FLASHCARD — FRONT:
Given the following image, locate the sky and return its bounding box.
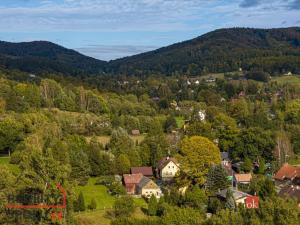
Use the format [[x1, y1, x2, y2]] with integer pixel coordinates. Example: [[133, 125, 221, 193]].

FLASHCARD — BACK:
[[0, 0, 299, 61]]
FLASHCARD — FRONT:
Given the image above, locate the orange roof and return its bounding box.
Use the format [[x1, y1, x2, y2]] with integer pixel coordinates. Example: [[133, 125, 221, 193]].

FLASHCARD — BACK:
[[234, 173, 252, 182], [274, 164, 300, 181], [123, 173, 143, 184]]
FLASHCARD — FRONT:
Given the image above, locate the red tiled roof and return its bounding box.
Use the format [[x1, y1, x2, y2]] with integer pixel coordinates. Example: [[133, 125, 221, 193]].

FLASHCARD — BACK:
[[157, 157, 178, 170], [274, 164, 300, 181], [123, 173, 143, 185], [234, 173, 252, 182], [131, 167, 153, 176]]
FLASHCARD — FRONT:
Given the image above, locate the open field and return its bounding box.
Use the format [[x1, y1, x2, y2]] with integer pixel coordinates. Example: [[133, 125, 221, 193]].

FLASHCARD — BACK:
[[272, 75, 300, 85], [74, 206, 148, 225], [0, 157, 20, 173], [74, 210, 111, 225], [86, 135, 145, 146]]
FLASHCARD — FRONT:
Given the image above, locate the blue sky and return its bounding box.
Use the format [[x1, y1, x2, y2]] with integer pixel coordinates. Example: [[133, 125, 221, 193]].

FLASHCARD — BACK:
[[0, 0, 299, 60]]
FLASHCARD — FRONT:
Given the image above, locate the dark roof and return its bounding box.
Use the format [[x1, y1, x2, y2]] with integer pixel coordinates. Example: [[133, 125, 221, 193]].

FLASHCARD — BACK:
[[274, 164, 300, 181], [131, 167, 153, 176], [279, 185, 300, 203], [157, 157, 178, 170], [137, 176, 159, 189], [123, 173, 143, 185], [137, 176, 152, 189], [217, 188, 251, 200], [221, 152, 230, 161]]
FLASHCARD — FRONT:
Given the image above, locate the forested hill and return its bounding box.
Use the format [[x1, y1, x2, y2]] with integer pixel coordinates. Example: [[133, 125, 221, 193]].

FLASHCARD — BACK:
[[0, 27, 300, 76], [108, 27, 300, 76], [0, 40, 106, 76]]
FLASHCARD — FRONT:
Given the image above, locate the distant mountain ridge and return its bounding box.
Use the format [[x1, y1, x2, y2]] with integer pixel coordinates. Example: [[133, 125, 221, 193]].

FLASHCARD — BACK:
[[0, 41, 106, 75], [0, 27, 300, 76], [108, 27, 300, 75]]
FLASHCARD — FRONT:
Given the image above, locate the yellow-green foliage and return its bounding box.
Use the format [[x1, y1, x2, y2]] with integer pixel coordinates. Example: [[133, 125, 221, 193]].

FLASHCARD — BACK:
[[179, 136, 221, 184]]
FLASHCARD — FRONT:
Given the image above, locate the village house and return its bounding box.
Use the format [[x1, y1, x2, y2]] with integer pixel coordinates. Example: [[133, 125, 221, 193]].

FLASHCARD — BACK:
[[274, 163, 300, 188], [137, 176, 162, 198], [157, 157, 180, 180], [233, 173, 252, 188], [221, 152, 230, 167], [123, 173, 143, 195], [216, 188, 252, 206], [131, 167, 153, 178]]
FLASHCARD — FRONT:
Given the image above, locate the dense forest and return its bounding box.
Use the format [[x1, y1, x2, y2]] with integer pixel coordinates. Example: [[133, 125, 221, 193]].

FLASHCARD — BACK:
[[0, 41, 106, 76], [1, 63, 300, 224], [0, 27, 300, 77]]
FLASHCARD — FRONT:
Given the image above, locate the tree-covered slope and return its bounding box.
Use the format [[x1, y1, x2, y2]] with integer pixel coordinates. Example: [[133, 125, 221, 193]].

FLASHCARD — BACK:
[[0, 27, 300, 76], [0, 41, 106, 75], [108, 27, 300, 75]]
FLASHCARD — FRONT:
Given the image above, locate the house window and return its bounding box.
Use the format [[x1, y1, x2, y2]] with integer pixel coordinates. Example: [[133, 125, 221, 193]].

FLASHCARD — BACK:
[[168, 166, 170, 168], [170, 172, 172, 175], [172, 166, 174, 168]]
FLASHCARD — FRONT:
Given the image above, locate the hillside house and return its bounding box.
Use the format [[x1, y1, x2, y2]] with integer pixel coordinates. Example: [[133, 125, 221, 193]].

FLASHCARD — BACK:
[[123, 173, 143, 194], [137, 176, 162, 198], [233, 173, 252, 188], [216, 188, 252, 206], [221, 152, 230, 166], [131, 167, 153, 177], [274, 163, 300, 187], [157, 157, 180, 180]]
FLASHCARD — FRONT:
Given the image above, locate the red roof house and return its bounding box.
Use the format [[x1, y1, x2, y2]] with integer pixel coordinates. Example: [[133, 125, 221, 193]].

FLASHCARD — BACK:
[[274, 164, 300, 181], [131, 167, 153, 177], [123, 173, 143, 194]]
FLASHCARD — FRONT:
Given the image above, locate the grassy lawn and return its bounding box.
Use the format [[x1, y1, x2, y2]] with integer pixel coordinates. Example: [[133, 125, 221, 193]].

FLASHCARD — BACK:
[[175, 116, 185, 128], [74, 210, 111, 225], [74, 206, 148, 225], [75, 177, 116, 210], [272, 75, 300, 85], [86, 135, 145, 146], [0, 157, 20, 174]]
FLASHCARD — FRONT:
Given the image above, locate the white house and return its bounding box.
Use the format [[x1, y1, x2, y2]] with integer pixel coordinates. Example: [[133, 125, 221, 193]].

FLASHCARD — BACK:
[[157, 157, 180, 180], [137, 176, 162, 198]]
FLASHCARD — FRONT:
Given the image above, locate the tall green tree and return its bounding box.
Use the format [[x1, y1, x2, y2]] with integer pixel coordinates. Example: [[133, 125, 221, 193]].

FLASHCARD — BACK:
[[206, 165, 229, 192], [179, 136, 221, 184]]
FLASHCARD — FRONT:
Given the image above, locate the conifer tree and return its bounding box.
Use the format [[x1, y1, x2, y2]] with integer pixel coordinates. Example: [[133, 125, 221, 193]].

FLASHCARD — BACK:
[[148, 194, 158, 216], [77, 191, 86, 212]]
